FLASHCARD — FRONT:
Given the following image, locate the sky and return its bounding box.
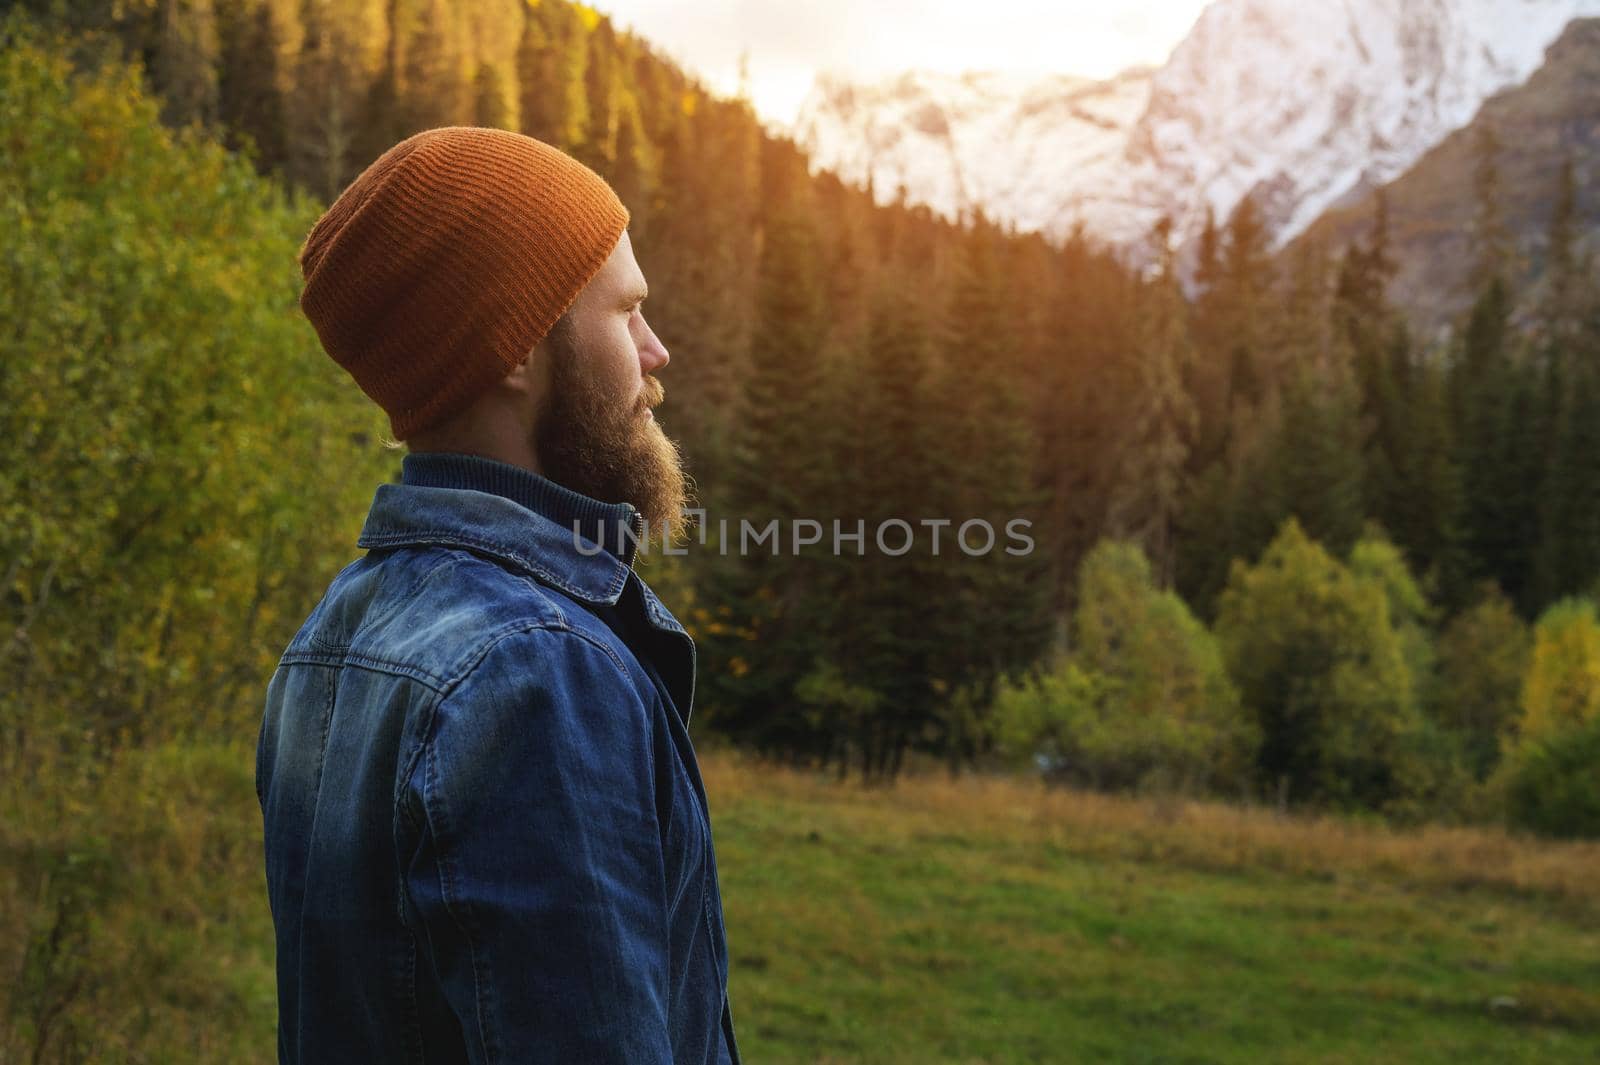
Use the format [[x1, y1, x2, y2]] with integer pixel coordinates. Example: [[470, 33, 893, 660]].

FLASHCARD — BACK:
[[592, 0, 1213, 131]]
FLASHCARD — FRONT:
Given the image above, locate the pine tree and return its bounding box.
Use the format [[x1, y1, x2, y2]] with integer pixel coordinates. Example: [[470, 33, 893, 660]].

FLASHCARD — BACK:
[[1184, 204, 1230, 479], [636, 94, 760, 496], [290, 0, 359, 198], [150, 0, 221, 130], [1534, 366, 1600, 606], [515, 0, 588, 148], [471, 61, 514, 129], [1189, 195, 1274, 476], [610, 94, 655, 236], [397, 0, 469, 131], [695, 194, 831, 755], [1469, 121, 1515, 296], [926, 218, 1055, 774], [1224, 194, 1276, 374], [576, 15, 619, 172], [1450, 277, 1545, 613], [1107, 216, 1197, 589], [833, 275, 945, 780], [1264, 364, 1368, 559], [216, 0, 288, 174], [1393, 342, 1471, 609], [1333, 201, 1407, 553], [1529, 155, 1600, 608], [353, 47, 403, 178], [1278, 233, 1336, 376]]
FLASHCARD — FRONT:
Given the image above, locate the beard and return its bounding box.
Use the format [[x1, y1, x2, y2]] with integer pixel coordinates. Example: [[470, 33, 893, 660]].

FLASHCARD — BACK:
[[533, 327, 691, 542]]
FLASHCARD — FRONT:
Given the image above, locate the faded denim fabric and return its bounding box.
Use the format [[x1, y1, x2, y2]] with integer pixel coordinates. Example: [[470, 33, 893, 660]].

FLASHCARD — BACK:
[[256, 451, 741, 1065]]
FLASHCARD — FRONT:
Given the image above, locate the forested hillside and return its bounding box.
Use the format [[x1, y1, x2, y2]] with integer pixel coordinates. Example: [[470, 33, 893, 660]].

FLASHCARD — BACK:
[[7, 0, 1600, 805], [6, 4, 1600, 1060]]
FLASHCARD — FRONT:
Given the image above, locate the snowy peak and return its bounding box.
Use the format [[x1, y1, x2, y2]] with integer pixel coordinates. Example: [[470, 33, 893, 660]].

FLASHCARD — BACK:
[[793, 65, 1153, 228], [792, 0, 1600, 258], [1132, 0, 1600, 247]]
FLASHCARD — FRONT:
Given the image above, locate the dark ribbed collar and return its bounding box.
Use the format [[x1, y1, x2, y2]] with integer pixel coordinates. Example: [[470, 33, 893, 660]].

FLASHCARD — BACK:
[[403, 452, 643, 561], [355, 451, 645, 607]]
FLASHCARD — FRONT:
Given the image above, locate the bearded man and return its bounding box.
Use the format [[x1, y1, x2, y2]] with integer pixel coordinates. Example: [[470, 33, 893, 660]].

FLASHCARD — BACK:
[[254, 126, 740, 1065]]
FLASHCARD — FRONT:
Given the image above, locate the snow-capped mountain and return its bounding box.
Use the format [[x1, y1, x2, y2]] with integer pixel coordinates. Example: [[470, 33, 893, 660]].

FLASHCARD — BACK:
[[792, 0, 1600, 258], [794, 67, 1153, 231]]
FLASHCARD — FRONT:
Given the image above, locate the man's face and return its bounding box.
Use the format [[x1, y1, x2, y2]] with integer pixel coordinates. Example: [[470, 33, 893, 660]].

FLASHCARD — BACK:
[[533, 230, 689, 535]]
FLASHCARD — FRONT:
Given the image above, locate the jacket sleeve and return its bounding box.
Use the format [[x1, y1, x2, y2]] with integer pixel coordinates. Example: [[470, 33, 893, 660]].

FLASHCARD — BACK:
[[402, 624, 672, 1065]]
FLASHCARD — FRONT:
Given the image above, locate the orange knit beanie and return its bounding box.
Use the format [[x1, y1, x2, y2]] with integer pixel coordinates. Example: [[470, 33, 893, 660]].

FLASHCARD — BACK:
[[297, 126, 630, 440]]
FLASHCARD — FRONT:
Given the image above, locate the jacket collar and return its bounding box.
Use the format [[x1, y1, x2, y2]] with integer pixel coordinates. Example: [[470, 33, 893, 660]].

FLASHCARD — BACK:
[[356, 452, 644, 607]]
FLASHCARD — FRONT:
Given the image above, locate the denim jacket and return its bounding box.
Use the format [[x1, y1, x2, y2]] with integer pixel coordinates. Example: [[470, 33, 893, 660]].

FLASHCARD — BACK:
[[256, 451, 741, 1065]]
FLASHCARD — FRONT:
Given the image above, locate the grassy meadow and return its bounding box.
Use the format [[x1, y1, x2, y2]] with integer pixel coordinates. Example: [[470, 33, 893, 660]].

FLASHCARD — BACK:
[[11, 740, 1598, 1063], [706, 750, 1600, 1064]]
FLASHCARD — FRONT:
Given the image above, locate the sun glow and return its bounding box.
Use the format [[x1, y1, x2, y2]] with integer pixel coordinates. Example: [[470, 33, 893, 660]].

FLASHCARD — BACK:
[[594, 0, 1210, 130]]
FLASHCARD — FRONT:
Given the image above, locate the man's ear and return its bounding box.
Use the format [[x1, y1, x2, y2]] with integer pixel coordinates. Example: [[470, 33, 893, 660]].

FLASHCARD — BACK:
[[497, 340, 552, 411], [500, 341, 546, 393]]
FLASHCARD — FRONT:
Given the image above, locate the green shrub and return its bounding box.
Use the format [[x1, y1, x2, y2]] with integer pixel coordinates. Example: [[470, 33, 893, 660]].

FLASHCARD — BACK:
[[0, 11, 393, 769], [1429, 583, 1531, 781], [995, 540, 1256, 796], [1504, 714, 1600, 839], [1517, 596, 1600, 745], [1214, 518, 1431, 812], [1, 739, 274, 1063]]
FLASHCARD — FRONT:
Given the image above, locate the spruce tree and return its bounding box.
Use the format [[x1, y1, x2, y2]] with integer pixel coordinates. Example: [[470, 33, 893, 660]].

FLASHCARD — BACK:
[[1451, 277, 1545, 613], [516, 0, 588, 149], [928, 217, 1055, 773], [472, 62, 514, 129], [1263, 363, 1367, 559], [1468, 121, 1515, 296], [397, 0, 469, 131], [1185, 206, 1229, 472], [1332, 202, 1406, 552], [216, 0, 288, 173], [1107, 216, 1197, 589], [1534, 366, 1600, 605], [1396, 347, 1471, 609], [833, 275, 944, 781], [576, 15, 619, 172], [695, 193, 831, 756]]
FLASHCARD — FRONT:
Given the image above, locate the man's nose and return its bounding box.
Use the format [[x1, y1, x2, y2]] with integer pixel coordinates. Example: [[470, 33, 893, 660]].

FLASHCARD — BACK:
[[637, 314, 669, 374]]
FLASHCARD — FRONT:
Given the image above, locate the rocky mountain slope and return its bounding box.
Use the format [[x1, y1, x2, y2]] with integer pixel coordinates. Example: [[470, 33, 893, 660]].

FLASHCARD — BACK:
[[1294, 16, 1600, 335]]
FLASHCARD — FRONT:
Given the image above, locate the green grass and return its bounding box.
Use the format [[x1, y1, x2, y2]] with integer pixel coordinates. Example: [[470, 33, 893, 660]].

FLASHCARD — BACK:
[[7, 742, 1598, 1063], [707, 753, 1600, 1064]]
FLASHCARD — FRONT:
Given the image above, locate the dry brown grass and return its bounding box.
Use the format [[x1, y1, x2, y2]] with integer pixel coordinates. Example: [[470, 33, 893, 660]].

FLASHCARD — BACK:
[[698, 748, 1600, 917]]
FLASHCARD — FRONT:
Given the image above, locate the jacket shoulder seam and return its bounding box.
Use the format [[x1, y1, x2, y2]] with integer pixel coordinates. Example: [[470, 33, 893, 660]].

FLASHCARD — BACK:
[[360, 530, 626, 605], [436, 618, 634, 699]]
